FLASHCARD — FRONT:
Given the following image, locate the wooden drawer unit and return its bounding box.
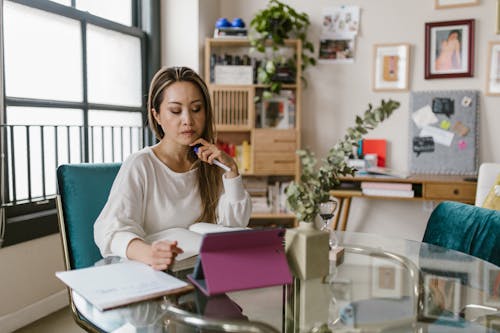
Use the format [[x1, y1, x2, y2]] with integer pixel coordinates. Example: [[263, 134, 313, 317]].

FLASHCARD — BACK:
[[254, 152, 296, 175], [253, 129, 297, 152], [424, 183, 477, 203]]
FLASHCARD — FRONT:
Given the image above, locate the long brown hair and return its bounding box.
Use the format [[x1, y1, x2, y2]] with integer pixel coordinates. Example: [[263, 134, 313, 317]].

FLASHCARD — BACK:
[[147, 66, 222, 223]]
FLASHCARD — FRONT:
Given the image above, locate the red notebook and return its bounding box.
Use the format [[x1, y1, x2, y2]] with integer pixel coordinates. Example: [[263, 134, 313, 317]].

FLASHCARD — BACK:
[[362, 139, 387, 167], [187, 228, 292, 296]]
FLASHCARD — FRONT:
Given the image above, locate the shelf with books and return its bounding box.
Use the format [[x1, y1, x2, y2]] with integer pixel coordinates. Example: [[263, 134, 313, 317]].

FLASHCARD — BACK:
[[205, 37, 302, 224]]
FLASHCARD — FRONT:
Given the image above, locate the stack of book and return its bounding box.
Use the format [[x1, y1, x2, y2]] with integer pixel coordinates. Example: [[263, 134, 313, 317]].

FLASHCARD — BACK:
[[243, 177, 271, 213], [361, 182, 414, 198], [213, 27, 247, 38]]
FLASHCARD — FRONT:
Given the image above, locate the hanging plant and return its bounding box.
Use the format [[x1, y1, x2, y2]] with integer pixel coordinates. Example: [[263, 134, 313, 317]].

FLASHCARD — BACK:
[[250, 0, 316, 98]]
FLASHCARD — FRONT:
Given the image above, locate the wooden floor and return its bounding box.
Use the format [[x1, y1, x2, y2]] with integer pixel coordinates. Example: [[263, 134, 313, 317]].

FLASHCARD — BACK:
[[13, 307, 85, 333]]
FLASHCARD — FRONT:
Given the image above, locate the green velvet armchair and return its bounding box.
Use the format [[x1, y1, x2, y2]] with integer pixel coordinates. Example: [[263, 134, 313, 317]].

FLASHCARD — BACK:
[[56, 163, 121, 332], [422, 201, 500, 267]]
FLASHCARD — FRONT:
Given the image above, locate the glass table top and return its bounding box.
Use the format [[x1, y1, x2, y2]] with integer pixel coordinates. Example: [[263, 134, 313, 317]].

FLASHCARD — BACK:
[[73, 231, 500, 332]]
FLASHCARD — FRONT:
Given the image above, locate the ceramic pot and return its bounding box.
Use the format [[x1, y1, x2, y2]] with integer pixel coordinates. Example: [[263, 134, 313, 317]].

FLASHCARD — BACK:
[[285, 221, 329, 280]]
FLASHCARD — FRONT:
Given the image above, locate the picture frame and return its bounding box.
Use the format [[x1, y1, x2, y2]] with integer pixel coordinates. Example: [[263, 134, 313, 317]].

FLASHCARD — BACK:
[[488, 316, 500, 331], [373, 43, 410, 91], [435, 0, 479, 9], [370, 258, 403, 298], [318, 37, 356, 64], [483, 267, 500, 306], [486, 41, 500, 95], [421, 273, 462, 322], [261, 96, 289, 129], [425, 19, 475, 79]]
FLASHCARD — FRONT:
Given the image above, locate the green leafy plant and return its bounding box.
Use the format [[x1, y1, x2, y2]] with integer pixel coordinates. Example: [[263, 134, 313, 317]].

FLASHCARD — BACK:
[[250, 0, 316, 97], [285, 100, 401, 222]]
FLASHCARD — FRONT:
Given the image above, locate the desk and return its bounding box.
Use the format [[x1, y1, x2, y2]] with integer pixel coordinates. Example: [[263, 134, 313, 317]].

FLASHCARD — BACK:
[[330, 174, 477, 231], [73, 232, 499, 333]]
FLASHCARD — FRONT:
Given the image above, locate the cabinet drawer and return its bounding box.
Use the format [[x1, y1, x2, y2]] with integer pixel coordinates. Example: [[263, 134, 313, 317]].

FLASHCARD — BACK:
[[424, 183, 476, 203], [254, 129, 297, 152], [254, 152, 296, 175]]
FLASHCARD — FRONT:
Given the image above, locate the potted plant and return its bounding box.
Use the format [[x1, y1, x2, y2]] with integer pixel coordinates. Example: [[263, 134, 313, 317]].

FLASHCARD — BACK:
[[250, 0, 316, 98], [286, 99, 401, 222], [284, 99, 400, 280]]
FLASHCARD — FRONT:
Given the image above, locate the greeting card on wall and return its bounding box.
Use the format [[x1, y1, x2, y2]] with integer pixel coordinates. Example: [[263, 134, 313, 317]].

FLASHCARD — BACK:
[[409, 90, 479, 175], [318, 5, 360, 64]]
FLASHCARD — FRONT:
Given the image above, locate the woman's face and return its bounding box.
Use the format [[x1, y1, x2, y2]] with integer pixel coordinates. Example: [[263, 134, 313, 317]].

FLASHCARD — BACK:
[[448, 32, 458, 41], [153, 81, 206, 146]]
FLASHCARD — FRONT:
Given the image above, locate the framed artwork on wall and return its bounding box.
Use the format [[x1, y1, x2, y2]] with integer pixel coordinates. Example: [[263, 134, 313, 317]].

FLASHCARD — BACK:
[[483, 267, 500, 306], [373, 43, 410, 91], [425, 19, 475, 79], [486, 42, 500, 95], [370, 258, 403, 298], [435, 0, 479, 9], [422, 273, 462, 321]]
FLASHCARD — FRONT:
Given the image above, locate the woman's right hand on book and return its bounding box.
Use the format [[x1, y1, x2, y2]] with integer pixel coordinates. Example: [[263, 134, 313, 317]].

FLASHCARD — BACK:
[[126, 238, 184, 271], [150, 240, 184, 270]]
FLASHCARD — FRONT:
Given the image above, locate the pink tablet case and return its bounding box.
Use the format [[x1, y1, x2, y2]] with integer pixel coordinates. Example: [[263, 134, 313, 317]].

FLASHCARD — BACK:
[[187, 228, 292, 296]]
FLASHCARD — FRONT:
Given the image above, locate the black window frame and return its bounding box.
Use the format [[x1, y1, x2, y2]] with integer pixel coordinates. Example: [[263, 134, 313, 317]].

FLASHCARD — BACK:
[[0, 0, 161, 247]]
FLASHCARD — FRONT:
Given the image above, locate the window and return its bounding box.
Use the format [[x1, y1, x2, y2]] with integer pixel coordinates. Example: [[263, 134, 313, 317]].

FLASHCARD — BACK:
[[1, 0, 160, 246]]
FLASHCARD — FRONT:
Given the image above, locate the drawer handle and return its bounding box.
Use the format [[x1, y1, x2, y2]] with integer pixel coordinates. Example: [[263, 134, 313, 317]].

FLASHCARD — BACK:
[[274, 160, 295, 164], [273, 139, 295, 143], [453, 189, 460, 195]]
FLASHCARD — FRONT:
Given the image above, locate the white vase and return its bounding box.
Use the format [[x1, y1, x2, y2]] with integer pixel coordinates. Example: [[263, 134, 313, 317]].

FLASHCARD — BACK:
[[285, 221, 330, 280]]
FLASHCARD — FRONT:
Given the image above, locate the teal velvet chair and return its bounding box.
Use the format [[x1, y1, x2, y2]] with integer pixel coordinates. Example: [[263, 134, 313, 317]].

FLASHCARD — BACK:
[[422, 201, 500, 267], [56, 163, 121, 332]]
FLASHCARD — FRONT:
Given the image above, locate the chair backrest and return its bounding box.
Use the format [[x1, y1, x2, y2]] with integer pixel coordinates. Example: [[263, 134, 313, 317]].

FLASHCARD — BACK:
[[423, 201, 500, 266], [475, 162, 500, 206], [57, 163, 121, 270]]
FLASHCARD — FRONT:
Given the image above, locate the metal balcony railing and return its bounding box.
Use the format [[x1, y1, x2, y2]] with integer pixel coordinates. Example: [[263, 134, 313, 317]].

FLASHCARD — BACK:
[[1, 124, 149, 207]]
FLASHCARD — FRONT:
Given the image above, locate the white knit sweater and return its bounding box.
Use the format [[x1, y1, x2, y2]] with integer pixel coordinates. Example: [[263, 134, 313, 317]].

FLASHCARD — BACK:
[[94, 147, 251, 258]]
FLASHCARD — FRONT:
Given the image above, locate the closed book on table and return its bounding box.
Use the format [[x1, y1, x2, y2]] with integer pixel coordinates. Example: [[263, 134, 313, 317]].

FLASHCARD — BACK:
[[188, 228, 292, 296], [362, 188, 414, 198], [361, 182, 412, 191]]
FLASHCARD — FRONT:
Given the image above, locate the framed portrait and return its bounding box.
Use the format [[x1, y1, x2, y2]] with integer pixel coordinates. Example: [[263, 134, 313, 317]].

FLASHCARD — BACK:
[[486, 41, 500, 95], [435, 0, 479, 9], [421, 273, 462, 322], [373, 43, 410, 91], [483, 267, 500, 306], [371, 258, 403, 298], [425, 19, 475, 79]]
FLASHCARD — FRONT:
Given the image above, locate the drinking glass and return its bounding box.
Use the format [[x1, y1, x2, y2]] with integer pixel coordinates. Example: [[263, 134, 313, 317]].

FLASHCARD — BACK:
[[319, 199, 338, 249]]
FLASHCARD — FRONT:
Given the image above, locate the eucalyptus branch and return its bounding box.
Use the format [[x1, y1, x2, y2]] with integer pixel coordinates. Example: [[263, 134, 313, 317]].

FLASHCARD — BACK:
[[286, 99, 401, 222]]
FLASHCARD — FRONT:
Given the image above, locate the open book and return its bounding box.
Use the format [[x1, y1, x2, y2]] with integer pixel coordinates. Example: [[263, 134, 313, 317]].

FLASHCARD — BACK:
[[145, 222, 246, 272]]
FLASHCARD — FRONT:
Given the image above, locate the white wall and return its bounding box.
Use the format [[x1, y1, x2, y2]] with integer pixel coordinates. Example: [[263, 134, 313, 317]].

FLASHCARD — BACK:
[[219, 0, 500, 241], [0, 234, 67, 332], [161, 0, 220, 74]]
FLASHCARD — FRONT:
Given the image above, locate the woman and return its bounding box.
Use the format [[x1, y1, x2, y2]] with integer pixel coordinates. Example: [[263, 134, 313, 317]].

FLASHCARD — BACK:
[[94, 67, 251, 270], [435, 30, 461, 71]]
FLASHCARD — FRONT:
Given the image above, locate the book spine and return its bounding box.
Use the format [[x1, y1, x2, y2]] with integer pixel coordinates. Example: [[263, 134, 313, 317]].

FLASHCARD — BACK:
[[362, 188, 414, 198], [361, 182, 412, 191]]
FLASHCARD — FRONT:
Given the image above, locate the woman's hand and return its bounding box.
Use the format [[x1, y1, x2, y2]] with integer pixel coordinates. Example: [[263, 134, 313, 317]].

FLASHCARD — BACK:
[[190, 139, 239, 178], [126, 238, 184, 270], [150, 240, 184, 270]]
